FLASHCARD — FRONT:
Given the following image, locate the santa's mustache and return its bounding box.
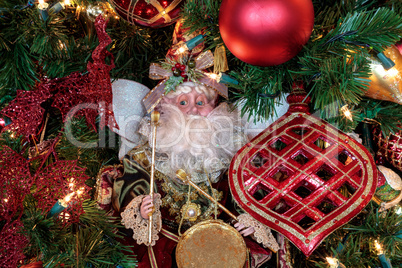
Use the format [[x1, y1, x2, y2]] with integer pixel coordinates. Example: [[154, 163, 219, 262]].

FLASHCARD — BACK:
[[154, 103, 244, 153]]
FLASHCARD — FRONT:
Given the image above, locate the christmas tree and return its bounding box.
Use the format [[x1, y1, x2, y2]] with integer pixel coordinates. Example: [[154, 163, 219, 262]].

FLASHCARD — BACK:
[[0, 0, 402, 267]]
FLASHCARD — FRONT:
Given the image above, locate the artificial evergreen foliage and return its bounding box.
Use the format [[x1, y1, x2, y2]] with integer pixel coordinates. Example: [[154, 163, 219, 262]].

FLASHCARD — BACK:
[[21, 199, 136, 267]]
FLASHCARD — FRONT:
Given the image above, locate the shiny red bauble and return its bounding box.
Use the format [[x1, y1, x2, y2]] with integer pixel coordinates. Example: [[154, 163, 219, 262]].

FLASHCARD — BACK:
[[219, 0, 314, 66], [109, 0, 183, 28]]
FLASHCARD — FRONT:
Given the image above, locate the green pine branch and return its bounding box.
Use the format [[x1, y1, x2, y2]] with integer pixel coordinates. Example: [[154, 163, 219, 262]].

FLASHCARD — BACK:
[[21, 195, 65, 260], [297, 53, 371, 121], [360, 99, 402, 136], [230, 64, 293, 122], [56, 117, 119, 179], [314, 0, 381, 32], [317, 7, 402, 52], [22, 199, 136, 268], [182, 0, 222, 50], [307, 204, 401, 268], [0, 42, 38, 92], [110, 22, 174, 87]]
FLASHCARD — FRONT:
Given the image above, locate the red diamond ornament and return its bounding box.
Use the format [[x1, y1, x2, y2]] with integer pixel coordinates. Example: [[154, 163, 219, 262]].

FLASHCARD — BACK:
[[229, 89, 378, 256]]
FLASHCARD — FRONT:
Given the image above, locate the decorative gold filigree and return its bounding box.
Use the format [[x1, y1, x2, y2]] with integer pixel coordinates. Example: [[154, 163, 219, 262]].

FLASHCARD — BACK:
[[180, 202, 201, 222]]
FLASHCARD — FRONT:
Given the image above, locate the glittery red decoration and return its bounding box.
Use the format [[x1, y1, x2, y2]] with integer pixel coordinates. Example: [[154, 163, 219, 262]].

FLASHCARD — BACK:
[[0, 220, 28, 268], [50, 72, 98, 131], [229, 86, 378, 256], [86, 15, 118, 131], [109, 0, 183, 28], [0, 16, 116, 136], [0, 146, 34, 222], [1, 85, 51, 137], [34, 160, 91, 225], [373, 128, 402, 172], [51, 15, 117, 131]]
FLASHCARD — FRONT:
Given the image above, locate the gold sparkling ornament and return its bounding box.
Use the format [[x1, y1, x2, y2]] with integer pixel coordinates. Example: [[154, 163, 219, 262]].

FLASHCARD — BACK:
[[180, 202, 201, 222], [366, 45, 402, 104]]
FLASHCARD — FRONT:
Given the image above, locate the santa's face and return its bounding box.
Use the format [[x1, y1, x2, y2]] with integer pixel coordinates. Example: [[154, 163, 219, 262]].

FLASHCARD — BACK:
[[163, 89, 216, 117], [139, 100, 247, 183]]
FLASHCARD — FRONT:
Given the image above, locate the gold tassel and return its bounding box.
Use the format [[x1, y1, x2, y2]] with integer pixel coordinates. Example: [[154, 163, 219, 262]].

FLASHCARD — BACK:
[[214, 44, 229, 73]]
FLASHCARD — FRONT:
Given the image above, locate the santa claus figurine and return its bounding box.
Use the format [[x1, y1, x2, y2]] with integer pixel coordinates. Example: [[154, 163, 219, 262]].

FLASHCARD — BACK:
[[98, 79, 279, 268], [96, 21, 279, 267]]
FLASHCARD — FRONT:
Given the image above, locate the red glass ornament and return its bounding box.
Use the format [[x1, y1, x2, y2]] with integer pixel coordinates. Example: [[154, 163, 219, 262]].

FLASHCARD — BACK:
[[109, 0, 184, 28], [219, 0, 314, 66], [229, 86, 378, 256]]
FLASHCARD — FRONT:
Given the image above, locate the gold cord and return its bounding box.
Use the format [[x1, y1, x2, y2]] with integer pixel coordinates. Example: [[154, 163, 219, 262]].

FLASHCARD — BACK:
[[205, 169, 218, 220], [178, 183, 192, 236]]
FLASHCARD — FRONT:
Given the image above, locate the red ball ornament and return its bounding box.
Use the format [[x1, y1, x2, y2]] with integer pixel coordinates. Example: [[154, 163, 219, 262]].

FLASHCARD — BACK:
[[219, 0, 314, 66], [109, 0, 183, 28]]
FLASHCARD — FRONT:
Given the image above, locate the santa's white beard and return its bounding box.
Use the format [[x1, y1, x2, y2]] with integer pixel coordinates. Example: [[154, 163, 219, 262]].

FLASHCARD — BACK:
[[139, 103, 247, 183]]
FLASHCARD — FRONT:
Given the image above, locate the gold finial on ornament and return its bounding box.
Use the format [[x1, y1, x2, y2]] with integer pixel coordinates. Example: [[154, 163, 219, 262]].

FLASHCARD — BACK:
[[214, 44, 229, 73]]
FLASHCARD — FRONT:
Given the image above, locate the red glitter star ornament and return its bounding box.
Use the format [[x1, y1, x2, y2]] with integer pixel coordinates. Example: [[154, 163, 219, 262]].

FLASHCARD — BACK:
[[0, 147, 31, 267], [0, 146, 34, 223], [0, 220, 28, 268], [50, 72, 99, 131], [1, 85, 51, 137]]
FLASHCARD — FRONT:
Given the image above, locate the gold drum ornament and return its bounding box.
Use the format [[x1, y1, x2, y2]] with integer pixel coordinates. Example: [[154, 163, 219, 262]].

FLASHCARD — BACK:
[[176, 220, 247, 268]]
